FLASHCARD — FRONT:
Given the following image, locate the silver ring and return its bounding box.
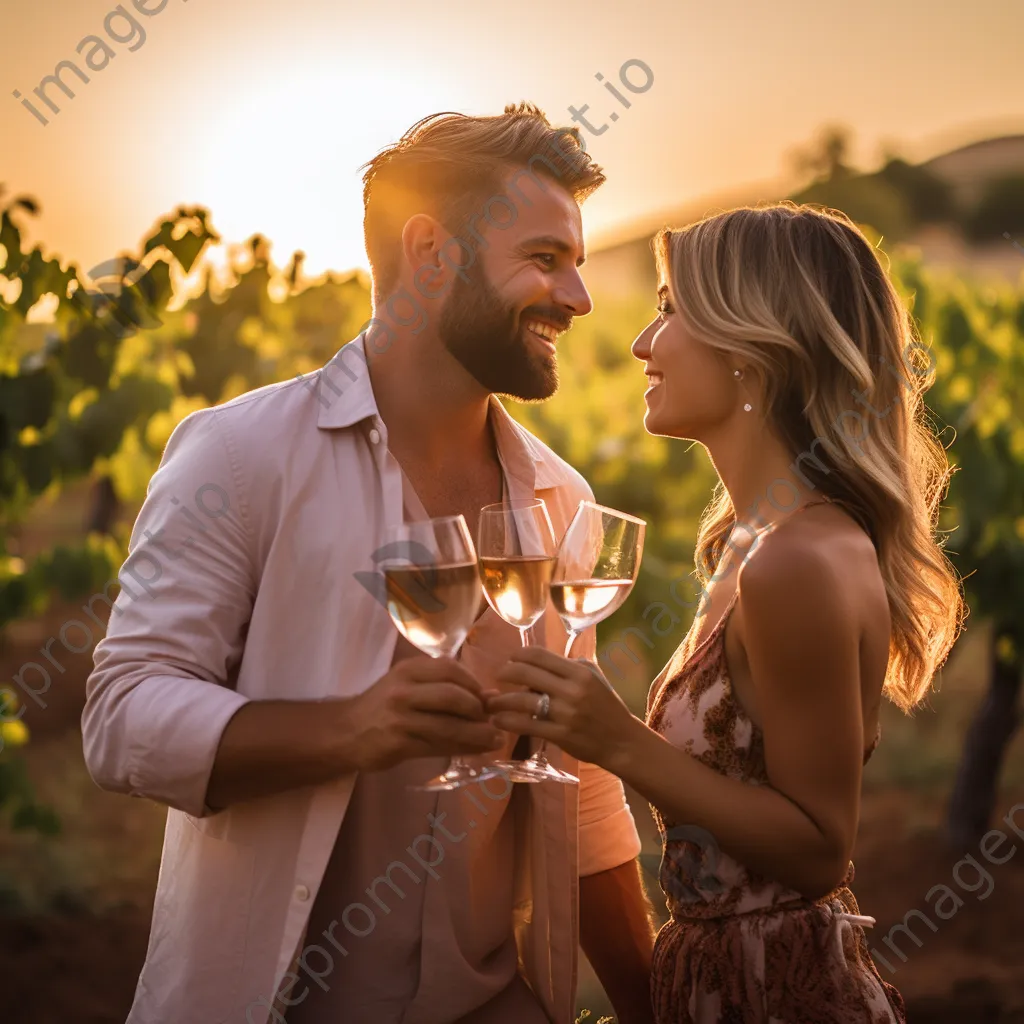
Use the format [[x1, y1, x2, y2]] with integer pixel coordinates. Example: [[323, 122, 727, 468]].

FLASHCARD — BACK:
[[533, 693, 551, 721]]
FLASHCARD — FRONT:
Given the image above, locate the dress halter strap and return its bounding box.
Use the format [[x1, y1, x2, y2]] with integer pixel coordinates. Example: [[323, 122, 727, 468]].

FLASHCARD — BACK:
[[741, 496, 834, 541]]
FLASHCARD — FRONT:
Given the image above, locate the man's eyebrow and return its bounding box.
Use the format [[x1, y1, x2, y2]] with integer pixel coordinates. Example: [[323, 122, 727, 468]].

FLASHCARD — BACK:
[[520, 235, 587, 266]]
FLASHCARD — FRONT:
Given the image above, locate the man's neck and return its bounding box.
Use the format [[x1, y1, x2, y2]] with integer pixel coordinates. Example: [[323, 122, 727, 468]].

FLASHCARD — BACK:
[[365, 326, 495, 470]]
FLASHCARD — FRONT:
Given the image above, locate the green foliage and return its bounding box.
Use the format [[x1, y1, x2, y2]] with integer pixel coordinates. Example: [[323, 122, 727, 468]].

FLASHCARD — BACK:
[[0, 197, 215, 632], [893, 256, 1024, 661], [0, 194, 371, 630], [0, 757, 60, 836], [0, 192, 371, 836]]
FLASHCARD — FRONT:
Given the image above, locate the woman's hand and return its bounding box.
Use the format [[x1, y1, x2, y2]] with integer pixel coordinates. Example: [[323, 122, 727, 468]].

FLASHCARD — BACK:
[[486, 647, 643, 772]]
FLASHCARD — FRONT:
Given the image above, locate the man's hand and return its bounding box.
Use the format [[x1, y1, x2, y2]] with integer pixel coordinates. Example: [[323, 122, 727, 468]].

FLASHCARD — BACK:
[[205, 657, 503, 810], [348, 655, 505, 771]]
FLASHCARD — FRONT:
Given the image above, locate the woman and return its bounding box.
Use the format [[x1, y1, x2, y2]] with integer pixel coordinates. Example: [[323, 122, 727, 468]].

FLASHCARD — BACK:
[[485, 203, 963, 1023]]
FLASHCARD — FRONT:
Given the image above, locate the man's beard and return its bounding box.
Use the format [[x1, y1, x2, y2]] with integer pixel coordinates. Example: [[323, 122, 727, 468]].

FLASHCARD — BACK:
[[438, 270, 563, 401]]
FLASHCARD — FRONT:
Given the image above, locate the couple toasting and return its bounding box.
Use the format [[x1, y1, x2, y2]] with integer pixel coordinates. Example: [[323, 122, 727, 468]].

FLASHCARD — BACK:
[[83, 102, 962, 1023]]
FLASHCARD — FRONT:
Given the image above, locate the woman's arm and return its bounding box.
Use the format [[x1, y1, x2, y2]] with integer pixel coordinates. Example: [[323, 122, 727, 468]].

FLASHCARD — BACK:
[[489, 541, 867, 900]]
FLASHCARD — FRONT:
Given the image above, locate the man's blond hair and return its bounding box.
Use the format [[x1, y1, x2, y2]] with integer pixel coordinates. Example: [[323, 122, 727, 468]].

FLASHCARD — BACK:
[[360, 102, 604, 294]]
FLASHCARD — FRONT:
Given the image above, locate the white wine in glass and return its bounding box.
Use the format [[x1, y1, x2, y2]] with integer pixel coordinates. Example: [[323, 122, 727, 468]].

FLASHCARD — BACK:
[[478, 555, 555, 631], [537, 501, 646, 783], [552, 500, 646, 658], [550, 578, 634, 634], [476, 498, 569, 784], [384, 561, 482, 659], [379, 514, 507, 792]]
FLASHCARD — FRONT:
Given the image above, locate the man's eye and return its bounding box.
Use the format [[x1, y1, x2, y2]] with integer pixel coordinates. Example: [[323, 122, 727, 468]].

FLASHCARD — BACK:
[[534, 253, 556, 268]]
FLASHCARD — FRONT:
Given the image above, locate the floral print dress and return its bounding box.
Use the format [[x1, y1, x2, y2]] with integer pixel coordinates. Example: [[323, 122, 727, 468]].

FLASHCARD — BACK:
[[644, 581, 906, 1024]]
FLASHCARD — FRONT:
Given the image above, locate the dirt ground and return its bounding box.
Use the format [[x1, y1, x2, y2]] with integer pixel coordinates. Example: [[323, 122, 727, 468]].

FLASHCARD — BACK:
[[1, 594, 1023, 1024]]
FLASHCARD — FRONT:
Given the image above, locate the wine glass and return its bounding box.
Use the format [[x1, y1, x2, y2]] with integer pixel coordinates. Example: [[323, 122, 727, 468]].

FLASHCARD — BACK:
[[551, 500, 646, 657], [531, 500, 647, 784], [379, 514, 508, 791], [476, 498, 564, 783], [477, 498, 557, 646]]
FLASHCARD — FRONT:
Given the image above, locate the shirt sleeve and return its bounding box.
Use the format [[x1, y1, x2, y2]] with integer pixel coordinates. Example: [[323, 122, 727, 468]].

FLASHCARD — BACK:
[[81, 408, 254, 818], [573, 623, 644, 877]]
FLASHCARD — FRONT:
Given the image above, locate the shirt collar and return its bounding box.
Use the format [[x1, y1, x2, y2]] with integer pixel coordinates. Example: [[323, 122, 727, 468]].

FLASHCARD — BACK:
[[315, 333, 379, 431], [487, 395, 575, 491], [316, 332, 576, 491]]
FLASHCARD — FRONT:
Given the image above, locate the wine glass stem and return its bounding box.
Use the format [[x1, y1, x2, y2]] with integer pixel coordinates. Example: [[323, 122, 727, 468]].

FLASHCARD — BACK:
[[519, 626, 532, 647], [564, 630, 580, 658], [526, 630, 579, 767], [441, 645, 474, 779]]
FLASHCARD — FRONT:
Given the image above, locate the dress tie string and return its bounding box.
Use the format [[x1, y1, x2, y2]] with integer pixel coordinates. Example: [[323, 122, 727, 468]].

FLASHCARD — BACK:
[[828, 898, 876, 966]]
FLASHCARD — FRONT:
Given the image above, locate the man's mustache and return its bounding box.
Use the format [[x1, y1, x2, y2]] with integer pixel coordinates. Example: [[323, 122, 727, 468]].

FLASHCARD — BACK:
[[519, 307, 574, 333]]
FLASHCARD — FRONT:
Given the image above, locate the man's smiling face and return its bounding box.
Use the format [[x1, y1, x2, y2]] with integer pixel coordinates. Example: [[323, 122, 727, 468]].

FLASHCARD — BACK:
[[438, 171, 593, 401]]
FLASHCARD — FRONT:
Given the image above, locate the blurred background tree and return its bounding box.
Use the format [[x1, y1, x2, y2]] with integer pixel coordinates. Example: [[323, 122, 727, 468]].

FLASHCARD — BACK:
[[787, 125, 1024, 250], [963, 175, 1024, 242]]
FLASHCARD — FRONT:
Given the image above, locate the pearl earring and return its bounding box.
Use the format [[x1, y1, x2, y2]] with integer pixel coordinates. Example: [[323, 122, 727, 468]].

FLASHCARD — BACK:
[[734, 368, 752, 412]]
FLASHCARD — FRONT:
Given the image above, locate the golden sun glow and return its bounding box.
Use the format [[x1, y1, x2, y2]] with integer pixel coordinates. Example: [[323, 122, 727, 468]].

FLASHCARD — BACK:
[[193, 69, 461, 276]]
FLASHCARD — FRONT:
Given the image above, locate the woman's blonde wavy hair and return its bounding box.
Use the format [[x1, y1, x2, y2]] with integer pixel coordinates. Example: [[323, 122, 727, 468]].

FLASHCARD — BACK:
[[654, 202, 963, 711]]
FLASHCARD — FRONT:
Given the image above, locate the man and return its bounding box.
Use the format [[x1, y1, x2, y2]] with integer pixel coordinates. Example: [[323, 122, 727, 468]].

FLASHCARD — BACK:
[[82, 102, 656, 1024]]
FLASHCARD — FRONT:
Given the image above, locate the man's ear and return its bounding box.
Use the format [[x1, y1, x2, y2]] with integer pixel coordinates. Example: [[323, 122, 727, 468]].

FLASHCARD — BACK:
[[400, 213, 472, 295], [401, 214, 445, 274]]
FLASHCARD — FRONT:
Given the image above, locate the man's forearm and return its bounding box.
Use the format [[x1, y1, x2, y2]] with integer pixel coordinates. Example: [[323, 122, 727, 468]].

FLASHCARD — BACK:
[[579, 859, 657, 1024], [205, 698, 362, 811]]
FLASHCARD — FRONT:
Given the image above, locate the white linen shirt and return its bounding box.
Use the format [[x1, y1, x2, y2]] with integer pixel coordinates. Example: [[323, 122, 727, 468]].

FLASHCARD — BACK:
[[82, 333, 643, 1024]]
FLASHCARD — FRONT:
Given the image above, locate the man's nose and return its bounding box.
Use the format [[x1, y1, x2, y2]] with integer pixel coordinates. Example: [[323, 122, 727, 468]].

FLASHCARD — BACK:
[[553, 269, 593, 318]]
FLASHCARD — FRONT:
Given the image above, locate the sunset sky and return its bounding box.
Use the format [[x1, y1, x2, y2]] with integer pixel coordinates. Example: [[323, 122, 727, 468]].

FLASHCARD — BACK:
[[2, 0, 1022, 279]]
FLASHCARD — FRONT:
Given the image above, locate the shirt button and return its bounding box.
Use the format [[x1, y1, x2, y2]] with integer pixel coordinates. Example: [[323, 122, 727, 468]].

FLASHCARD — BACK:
[[368, 428, 381, 444], [295, 884, 310, 901]]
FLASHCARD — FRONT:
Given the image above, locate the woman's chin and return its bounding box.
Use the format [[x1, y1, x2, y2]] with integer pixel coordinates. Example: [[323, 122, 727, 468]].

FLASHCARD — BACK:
[[643, 408, 671, 436], [643, 408, 692, 440]]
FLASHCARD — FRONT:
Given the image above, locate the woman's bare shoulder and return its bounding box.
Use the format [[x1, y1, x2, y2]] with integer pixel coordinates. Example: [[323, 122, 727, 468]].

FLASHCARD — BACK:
[[737, 504, 880, 623]]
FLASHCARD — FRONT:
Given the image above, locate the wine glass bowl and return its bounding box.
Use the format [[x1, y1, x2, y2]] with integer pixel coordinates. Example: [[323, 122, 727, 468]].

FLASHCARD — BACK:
[[477, 498, 557, 644], [384, 559, 481, 659], [477, 555, 555, 631], [378, 514, 508, 792], [549, 578, 634, 635], [551, 501, 646, 658]]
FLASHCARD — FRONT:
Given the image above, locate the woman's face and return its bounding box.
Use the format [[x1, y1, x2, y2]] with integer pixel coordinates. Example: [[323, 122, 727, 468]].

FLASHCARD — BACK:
[[631, 283, 741, 440]]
